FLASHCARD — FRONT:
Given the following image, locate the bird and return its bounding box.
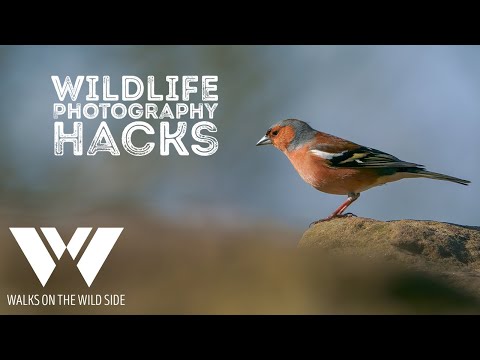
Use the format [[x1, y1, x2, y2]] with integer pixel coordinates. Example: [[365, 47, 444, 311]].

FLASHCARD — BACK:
[[256, 119, 470, 224]]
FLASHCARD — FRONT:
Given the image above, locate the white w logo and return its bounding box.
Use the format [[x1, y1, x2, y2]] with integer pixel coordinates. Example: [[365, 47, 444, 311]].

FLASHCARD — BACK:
[[10, 227, 123, 287]]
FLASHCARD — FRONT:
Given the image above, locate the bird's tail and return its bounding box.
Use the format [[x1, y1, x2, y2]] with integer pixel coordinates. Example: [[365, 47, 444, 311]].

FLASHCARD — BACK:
[[402, 168, 471, 186]]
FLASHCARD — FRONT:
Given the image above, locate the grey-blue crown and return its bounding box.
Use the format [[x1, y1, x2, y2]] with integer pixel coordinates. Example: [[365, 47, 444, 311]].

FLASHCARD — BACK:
[[270, 119, 317, 150]]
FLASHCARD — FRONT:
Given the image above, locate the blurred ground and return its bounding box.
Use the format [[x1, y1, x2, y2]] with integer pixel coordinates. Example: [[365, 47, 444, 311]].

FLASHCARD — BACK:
[[2, 205, 480, 314]]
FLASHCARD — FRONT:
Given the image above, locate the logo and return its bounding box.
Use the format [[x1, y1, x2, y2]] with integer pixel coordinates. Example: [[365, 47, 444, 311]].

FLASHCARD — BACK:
[[10, 227, 123, 287]]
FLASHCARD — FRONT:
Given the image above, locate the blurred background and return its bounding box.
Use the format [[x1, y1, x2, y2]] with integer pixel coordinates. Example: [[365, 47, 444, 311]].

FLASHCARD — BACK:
[[0, 45, 479, 314]]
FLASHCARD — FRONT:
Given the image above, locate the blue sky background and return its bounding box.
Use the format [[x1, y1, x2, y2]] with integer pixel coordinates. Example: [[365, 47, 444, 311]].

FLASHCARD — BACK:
[[0, 45, 478, 229]]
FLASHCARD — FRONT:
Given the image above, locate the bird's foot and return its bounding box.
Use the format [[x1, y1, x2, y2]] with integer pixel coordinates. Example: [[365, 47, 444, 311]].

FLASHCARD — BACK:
[[309, 213, 357, 227]]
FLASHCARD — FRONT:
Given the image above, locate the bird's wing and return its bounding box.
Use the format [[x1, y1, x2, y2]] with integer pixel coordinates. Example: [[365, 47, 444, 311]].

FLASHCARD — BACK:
[[311, 144, 424, 169]]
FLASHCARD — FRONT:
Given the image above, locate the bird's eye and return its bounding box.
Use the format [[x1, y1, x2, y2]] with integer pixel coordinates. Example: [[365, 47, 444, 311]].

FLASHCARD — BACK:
[[272, 130, 279, 136]]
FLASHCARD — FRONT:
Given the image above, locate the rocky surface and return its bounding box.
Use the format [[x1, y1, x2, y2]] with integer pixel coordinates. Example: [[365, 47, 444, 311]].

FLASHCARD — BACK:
[[299, 217, 480, 297]]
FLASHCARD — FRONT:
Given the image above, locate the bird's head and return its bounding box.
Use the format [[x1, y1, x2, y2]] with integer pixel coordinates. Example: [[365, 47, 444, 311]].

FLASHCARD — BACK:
[[256, 119, 316, 152]]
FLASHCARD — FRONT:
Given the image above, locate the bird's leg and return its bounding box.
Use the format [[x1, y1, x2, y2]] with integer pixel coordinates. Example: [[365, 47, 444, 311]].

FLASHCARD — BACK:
[[310, 193, 360, 227], [330, 192, 360, 218]]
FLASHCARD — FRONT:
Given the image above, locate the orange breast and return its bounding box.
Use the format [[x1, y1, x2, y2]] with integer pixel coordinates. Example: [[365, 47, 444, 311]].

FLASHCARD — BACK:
[[285, 148, 382, 195]]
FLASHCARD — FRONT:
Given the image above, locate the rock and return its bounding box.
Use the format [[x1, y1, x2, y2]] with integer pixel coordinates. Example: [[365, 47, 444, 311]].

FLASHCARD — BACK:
[[299, 217, 480, 296]]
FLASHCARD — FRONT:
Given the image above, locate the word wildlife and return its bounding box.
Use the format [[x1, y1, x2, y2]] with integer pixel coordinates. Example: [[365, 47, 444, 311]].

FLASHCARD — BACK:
[[52, 75, 220, 157]]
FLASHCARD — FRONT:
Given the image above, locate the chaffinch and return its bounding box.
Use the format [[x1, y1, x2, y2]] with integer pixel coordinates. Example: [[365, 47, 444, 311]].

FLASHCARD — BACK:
[[257, 119, 470, 224]]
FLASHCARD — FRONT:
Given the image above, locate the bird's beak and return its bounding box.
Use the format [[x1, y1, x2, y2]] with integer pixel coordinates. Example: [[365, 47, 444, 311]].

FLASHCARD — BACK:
[[256, 135, 272, 146]]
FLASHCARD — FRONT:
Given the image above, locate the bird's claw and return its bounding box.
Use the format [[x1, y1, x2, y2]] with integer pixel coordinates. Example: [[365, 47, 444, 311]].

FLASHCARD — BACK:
[[309, 213, 357, 227]]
